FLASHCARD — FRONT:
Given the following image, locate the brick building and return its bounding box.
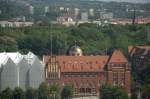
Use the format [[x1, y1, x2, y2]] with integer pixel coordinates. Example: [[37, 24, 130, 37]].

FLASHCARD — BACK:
[[128, 46, 150, 71], [43, 45, 131, 97]]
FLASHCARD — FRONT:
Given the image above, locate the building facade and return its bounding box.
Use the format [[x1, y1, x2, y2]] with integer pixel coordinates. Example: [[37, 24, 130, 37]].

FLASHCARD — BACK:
[[128, 46, 150, 71], [43, 45, 131, 97], [0, 21, 33, 28], [0, 52, 44, 91]]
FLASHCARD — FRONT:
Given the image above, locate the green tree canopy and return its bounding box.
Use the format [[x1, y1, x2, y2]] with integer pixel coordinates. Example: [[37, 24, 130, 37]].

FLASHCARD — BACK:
[[0, 88, 13, 99], [38, 82, 49, 99], [142, 84, 150, 99], [13, 87, 25, 99], [61, 84, 74, 99], [0, 24, 148, 57], [25, 87, 37, 99], [49, 83, 61, 99], [100, 84, 129, 99]]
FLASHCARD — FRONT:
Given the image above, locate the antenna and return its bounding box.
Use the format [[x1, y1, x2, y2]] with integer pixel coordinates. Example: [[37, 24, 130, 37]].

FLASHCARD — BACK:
[[148, 25, 150, 42], [132, 4, 136, 25], [50, 23, 53, 56], [75, 40, 77, 47]]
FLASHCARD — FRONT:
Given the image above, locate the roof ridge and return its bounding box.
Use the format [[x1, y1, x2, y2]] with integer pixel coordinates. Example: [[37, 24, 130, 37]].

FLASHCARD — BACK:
[[108, 49, 127, 63]]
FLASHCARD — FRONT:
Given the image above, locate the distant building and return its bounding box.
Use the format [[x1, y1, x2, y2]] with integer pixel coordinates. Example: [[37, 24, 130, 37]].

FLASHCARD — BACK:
[[12, 16, 26, 22], [66, 8, 70, 12], [43, 44, 131, 97], [44, 6, 49, 14], [81, 12, 88, 22], [89, 8, 94, 16], [56, 16, 75, 26], [28, 5, 34, 15], [92, 21, 102, 26], [136, 17, 150, 24], [111, 17, 150, 25], [100, 12, 113, 20], [59, 7, 65, 11], [0, 52, 44, 91], [74, 8, 80, 17], [111, 18, 132, 25], [0, 21, 33, 28]]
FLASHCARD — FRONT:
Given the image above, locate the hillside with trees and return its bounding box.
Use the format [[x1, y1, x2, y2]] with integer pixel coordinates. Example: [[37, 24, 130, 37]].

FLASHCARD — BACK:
[[0, 23, 149, 57]]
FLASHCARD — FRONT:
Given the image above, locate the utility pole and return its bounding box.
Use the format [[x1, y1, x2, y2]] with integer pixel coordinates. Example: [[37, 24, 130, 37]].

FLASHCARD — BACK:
[[132, 3, 137, 25], [50, 23, 53, 56], [148, 25, 150, 42]]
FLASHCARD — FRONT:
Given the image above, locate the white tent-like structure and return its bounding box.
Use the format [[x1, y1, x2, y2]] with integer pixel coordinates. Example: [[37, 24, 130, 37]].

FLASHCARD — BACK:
[[29, 57, 44, 88], [0, 52, 44, 91], [18, 58, 30, 90], [1, 58, 18, 91]]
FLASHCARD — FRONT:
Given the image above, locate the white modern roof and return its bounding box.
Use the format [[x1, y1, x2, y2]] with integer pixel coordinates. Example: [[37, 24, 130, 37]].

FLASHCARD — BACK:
[[0, 53, 9, 67], [23, 51, 36, 65], [5, 52, 23, 64], [0, 51, 37, 67]]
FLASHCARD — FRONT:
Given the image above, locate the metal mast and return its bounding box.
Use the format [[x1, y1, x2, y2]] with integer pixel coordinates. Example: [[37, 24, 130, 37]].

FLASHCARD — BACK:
[[148, 25, 150, 42], [132, 5, 136, 25], [50, 23, 53, 56]]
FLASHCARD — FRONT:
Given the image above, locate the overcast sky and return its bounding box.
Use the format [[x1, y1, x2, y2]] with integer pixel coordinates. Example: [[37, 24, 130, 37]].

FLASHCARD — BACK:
[[97, 0, 150, 3]]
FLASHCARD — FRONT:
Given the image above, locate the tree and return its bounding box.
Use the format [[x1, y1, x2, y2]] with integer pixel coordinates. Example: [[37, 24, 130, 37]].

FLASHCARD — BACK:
[[26, 87, 37, 99], [100, 84, 129, 99], [142, 84, 150, 99], [0, 36, 18, 52], [38, 82, 49, 99], [13, 87, 25, 99], [49, 83, 61, 99], [0, 88, 13, 99], [61, 84, 74, 99]]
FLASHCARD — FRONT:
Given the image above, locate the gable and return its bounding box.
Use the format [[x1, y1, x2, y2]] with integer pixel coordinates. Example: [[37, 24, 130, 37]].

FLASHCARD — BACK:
[[108, 50, 128, 63]]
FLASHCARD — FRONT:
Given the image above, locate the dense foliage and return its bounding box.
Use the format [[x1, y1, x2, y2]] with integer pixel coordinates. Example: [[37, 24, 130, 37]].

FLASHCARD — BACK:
[[49, 83, 61, 99], [0, 24, 149, 58], [0, 82, 61, 99], [140, 65, 150, 99], [61, 84, 74, 99], [0, 88, 13, 99], [100, 84, 129, 99]]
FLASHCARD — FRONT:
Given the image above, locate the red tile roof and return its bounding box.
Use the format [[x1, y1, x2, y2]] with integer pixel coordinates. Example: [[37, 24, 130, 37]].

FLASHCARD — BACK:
[[43, 50, 128, 72], [109, 50, 128, 63], [43, 55, 109, 72]]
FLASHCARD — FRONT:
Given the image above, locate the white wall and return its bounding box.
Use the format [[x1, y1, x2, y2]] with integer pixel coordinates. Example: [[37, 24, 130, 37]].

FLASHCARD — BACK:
[[29, 57, 44, 89], [18, 58, 30, 91], [1, 58, 18, 91]]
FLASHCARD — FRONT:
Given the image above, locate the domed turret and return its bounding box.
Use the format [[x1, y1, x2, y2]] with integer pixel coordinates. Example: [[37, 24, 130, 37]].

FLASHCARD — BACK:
[[69, 45, 83, 56]]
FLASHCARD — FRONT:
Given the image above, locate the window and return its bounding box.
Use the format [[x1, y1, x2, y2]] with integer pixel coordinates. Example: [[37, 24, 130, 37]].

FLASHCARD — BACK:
[[75, 88, 78, 94], [119, 72, 125, 86], [86, 88, 91, 93], [80, 88, 85, 93], [91, 88, 96, 94], [113, 72, 118, 85]]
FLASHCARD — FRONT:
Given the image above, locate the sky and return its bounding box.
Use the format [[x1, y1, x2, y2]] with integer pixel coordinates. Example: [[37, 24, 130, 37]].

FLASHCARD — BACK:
[[97, 0, 150, 3]]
